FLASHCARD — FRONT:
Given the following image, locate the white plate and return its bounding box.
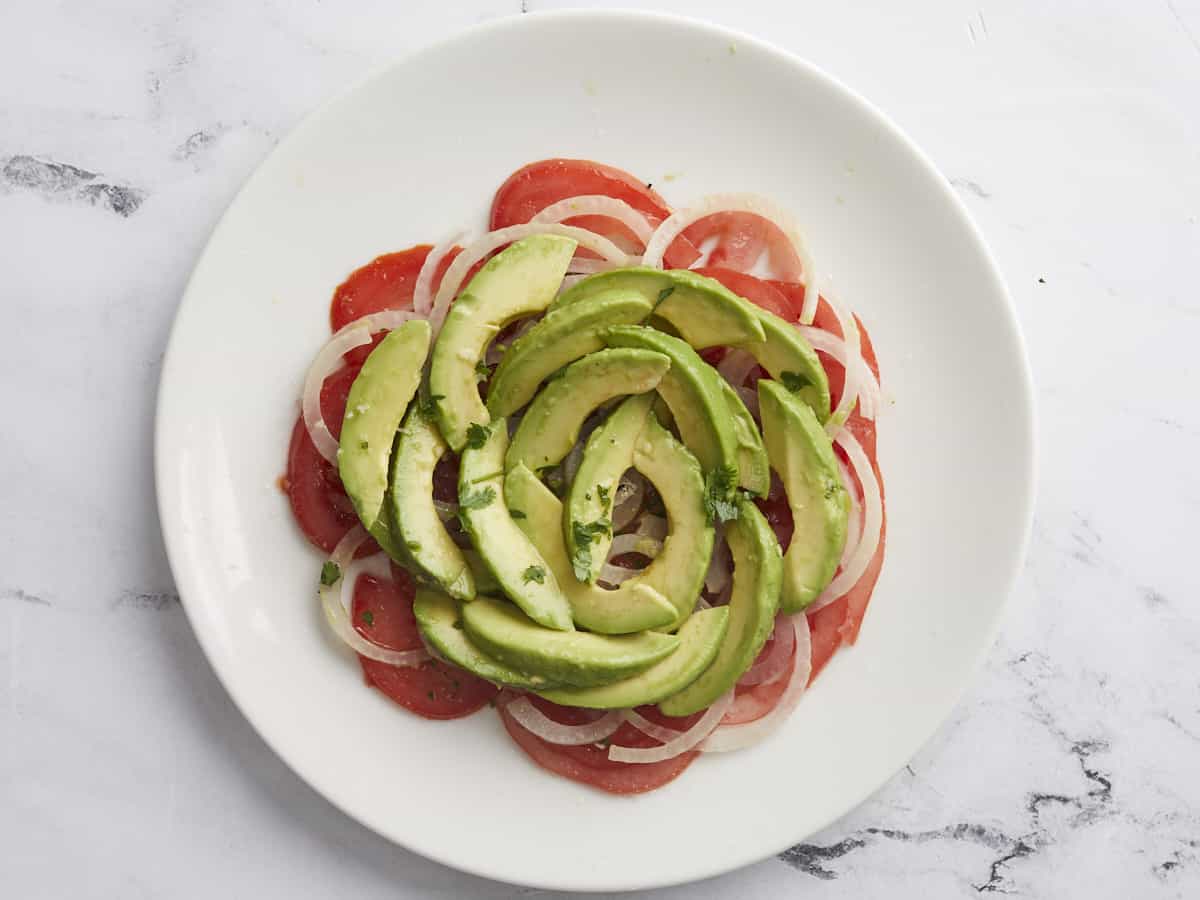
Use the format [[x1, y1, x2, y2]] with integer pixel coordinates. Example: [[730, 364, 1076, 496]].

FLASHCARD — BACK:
[[155, 10, 1033, 893]]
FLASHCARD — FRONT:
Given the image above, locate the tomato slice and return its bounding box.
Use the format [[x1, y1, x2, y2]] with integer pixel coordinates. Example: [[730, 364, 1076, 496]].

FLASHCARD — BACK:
[[694, 267, 794, 321], [499, 696, 701, 795], [283, 364, 381, 556], [807, 600, 846, 684], [353, 569, 497, 719], [684, 213, 769, 272], [724, 638, 796, 724], [489, 158, 700, 269]]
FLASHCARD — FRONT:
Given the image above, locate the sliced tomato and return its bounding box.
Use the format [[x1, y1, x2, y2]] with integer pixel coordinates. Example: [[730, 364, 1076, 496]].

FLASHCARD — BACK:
[[684, 213, 768, 272], [499, 696, 701, 795], [835, 413, 886, 645], [807, 599, 846, 685], [723, 639, 796, 724], [694, 267, 794, 321], [489, 158, 700, 268], [353, 569, 497, 719], [283, 364, 380, 556]]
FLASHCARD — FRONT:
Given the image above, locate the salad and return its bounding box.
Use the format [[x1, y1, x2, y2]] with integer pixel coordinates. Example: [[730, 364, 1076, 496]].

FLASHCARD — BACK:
[[282, 159, 885, 795]]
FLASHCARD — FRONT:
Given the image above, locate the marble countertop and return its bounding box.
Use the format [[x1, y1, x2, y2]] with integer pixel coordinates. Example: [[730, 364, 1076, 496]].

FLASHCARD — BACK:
[[3, 1, 1198, 896]]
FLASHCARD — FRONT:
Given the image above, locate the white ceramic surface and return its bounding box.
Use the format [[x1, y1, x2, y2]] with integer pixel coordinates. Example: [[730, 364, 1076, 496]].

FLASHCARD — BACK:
[[154, 10, 1032, 891]]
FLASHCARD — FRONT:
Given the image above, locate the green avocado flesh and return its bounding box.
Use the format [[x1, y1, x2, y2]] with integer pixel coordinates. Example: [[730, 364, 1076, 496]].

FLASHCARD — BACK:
[[412, 589, 561, 690], [461, 596, 680, 688], [718, 379, 771, 497], [457, 417, 574, 632], [429, 234, 576, 451], [553, 267, 765, 348], [564, 393, 656, 583], [601, 325, 740, 497], [338, 320, 431, 555], [486, 289, 653, 417], [659, 498, 782, 716], [505, 463, 678, 634], [758, 380, 849, 613], [505, 347, 670, 473], [738, 306, 831, 421], [389, 406, 474, 601], [539, 606, 730, 708]]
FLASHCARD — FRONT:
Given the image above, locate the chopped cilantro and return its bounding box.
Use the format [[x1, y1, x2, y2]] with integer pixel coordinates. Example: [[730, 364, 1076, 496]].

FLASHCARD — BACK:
[[406, 541, 422, 552], [703, 464, 741, 524], [319, 561, 341, 586], [417, 389, 444, 419], [780, 371, 812, 394], [458, 485, 496, 510], [654, 285, 676, 308], [508, 508, 527, 519], [464, 422, 491, 450], [522, 565, 546, 584], [597, 484, 611, 506], [570, 519, 612, 581], [474, 359, 493, 383], [358, 439, 369, 450], [360, 610, 375, 627]]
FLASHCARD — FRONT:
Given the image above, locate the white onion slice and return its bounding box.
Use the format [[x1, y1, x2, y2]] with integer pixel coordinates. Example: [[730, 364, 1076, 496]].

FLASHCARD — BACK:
[[812, 291, 864, 435], [531, 195, 655, 244], [799, 325, 881, 421], [562, 440, 585, 486], [413, 232, 465, 317], [609, 532, 661, 560], [739, 616, 797, 686], [808, 430, 882, 610], [506, 697, 623, 745], [318, 527, 429, 667], [717, 349, 758, 388], [736, 385, 760, 418], [609, 691, 733, 763], [702, 615, 812, 752], [642, 193, 816, 319], [623, 710, 681, 743], [301, 309, 418, 464], [599, 563, 639, 585], [634, 512, 667, 542], [433, 499, 458, 522], [704, 532, 730, 594], [611, 472, 646, 532], [430, 223, 632, 334], [566, 257, 621, 275]]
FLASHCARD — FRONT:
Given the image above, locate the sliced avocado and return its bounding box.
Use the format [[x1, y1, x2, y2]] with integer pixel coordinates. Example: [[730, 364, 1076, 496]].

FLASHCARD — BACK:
[[553, 267, 765, 348], [505, 348, 670, 473], [601, 325, 739, 499], [758, 380, 849, 613], [458, 417, 574, 631], [718, 379, 771, 497], [389, 406, 474, 601], [339, 320, 431, 556], [461, 596, 680, 688], [659, 498, 783, 716], [738, 306, 831, 421], [428, 234, 576, 450], [413, 589, 562, 690], [487, 289, 653, 417], [563, 394, 656, 583], [539, 606, 730, 709], [462, 549, 501, 595], [505, 463, 678, 634]]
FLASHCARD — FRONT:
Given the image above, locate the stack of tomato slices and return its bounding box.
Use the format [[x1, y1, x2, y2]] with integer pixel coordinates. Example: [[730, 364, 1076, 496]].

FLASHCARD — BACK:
[[281, 159, 885, 795]]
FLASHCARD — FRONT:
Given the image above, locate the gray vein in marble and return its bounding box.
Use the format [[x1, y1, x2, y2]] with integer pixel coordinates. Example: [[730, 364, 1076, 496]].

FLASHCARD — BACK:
[[3, 588, 50, 607], [1, 156, 145, 217], [1166, 0, 1200, 58], [951, 177, 992, 199], [112, 589, 181, 611]]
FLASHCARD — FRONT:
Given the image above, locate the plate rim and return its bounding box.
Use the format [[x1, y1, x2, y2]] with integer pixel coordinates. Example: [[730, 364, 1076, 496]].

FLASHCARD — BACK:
[[154, 8, 1036, 892]]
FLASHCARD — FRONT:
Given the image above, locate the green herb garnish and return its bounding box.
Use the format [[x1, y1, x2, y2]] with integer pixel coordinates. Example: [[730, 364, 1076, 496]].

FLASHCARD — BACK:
[[417, 389, 445, 419], [464, 422, 491, 450], [654, 286, 676, 308], [703, 464, 741, 524], [475, 359, 493, 383], [406, 541, 422, 552], [522, 565, 546, 584], [570, 519, 613, 581], [597, 484, 611, 506], [459, 485, 497, 511], [780, 371, 812, 394], [509, 508, 527, 519], [360, 610, 375, 627], [320, 561, 341, 586]]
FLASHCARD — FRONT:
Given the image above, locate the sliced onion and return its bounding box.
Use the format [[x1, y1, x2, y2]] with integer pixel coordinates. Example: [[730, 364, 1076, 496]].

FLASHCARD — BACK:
[[634, 512, 667, 541], [318, 526, 429, 667], [812, 291, 864, 435], [799, 324, 881, 420], [413, 232, 465, 317], [611, 472, 646, 532], [599, 563, 640, 585], [623, 710, 681, 743], [694, 594, 712, 611], [739, 615, 797, 686], [736, 385, 760, 418], [531, 195, 655, 244], [642, 193, 816, 320], [704, 532, 730, 594], [808, 430, 882, 611], [433, 499, 458, 522], [301, 309, 418, 464], [566, 257, 622, 275], [430, 223, 633, 334], [717, 349, 758, 388], [506, 697, 623, 745], [558, 274, 589, 294], [702, 614, 812, 752], [609, 691, 733, 763], [609, 532, 661, 560], [562, 440, 585, 486]]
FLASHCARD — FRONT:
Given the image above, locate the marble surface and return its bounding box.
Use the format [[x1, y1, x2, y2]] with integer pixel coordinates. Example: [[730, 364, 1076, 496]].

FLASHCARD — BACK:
[[2, 1, 1198, 896]]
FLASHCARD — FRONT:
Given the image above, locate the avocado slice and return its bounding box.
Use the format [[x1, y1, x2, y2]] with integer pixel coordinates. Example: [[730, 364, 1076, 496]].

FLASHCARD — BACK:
[[458, 417, 574, 631], [601, 325, 740, 499], [505, 348, 670, 473], [486, 289, 653, 417], [389, 406, 474, 601], [538, 606, 730, 709], [428, 234, 576, 451], [462, 549, 501, 595], [658, 498, 783, 716], [553, 267, 765, 349], [505, 463, 679, 634], [718, 379, 771, 497], [564, 393, 656, 583], [338, 320, 431, 557], [413, 589, 563, 690], [461, 596, 680, 688], [738, 306, 831, 421], [758, 380, 849, 613]]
